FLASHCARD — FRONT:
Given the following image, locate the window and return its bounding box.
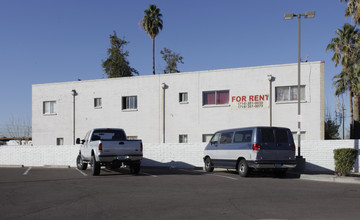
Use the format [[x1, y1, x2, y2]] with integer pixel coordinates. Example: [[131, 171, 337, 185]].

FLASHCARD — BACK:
[[202, 90, 229, 106], [202, 134, 213, 143], [234, 130, 253, 143], [260, 128, 274, 143], [91, 129, 126, 141], [122, 96, 137, 110], [179, 92, 188, 103], [179, 134, 188, 143], [275, 86, 305, 102], [127, 136, 138, 140], [56, 138, 64, 145], [43, 101, 56, 114], [276, 129, 289, 143], [94, 98, 102, 108], [210, 133, 221, 144], [220, 132, 233, 144]]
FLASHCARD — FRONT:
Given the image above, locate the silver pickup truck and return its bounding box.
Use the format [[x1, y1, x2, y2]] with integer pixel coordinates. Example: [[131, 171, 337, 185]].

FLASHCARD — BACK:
[[76, 128, 143, 176]]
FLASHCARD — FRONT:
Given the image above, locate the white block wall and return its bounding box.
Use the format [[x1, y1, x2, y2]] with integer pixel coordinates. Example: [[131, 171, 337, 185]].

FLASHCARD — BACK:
[[0, 141, 358, 173]]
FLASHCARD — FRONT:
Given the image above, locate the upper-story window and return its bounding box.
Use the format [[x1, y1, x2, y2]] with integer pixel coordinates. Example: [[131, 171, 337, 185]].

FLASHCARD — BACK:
[[43, 101, 56, 114], [275, 85, 305, 102], [94, 98, 102, 108], [122, 96, 137, 110], [202, 90, 229, 106], [179, 92, 188, 103]]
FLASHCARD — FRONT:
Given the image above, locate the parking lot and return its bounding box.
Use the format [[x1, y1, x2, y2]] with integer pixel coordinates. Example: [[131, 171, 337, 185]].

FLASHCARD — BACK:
[[1, 166, 360, 220]]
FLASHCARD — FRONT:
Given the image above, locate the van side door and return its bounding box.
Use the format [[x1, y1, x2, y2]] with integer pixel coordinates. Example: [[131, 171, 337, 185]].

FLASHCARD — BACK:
[[212, 131, 234, 167]]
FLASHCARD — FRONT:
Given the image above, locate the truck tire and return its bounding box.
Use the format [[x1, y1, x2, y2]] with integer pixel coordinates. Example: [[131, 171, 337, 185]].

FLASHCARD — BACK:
[[130, 164, 140, 175], [204, 157, 214, 172], [237, 159, 249, 177], [76, 154, 88, 170], [91, 155, 100, 176]]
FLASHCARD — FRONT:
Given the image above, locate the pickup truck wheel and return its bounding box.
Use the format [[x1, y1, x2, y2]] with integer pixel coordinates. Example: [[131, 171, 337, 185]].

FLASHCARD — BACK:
[[130, 164, 140, 175], [76, 154, 88, 170], [237, 159, 249, 177], [204, 157, 214, 172], [91, 155, 100, 176]]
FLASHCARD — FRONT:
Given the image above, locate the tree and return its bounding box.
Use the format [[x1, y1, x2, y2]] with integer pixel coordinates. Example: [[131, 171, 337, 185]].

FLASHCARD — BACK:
[[324, 110, 341, 139], [340, 0, 360, 25], [102, 31, 138, 78], [326, 23, 360, 138], [139, 4, 163, 75], [6, 116, 32, 145], [160, 48, 184, 73]]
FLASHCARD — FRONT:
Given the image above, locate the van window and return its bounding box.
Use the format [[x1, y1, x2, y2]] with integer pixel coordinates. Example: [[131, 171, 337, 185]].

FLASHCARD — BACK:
[[260, 128, 274, 143], [234, 130, 252, 143], [210, 133, 221, 144], [220, 132, 233, 144], [276, 129, 289, 143]]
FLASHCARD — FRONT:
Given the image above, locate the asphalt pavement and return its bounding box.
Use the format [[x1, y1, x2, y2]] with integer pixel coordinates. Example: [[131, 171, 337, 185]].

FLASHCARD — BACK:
[[1, 166, 360, 220]]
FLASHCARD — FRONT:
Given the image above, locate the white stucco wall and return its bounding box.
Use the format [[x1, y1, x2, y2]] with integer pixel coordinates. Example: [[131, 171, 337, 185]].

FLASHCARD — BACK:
[[32, 61, 324, 145], [0, 141, 358, 173]]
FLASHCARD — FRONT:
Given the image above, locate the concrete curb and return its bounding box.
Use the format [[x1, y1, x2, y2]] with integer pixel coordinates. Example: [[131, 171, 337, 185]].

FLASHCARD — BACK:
[[300, 174, 360, 184]]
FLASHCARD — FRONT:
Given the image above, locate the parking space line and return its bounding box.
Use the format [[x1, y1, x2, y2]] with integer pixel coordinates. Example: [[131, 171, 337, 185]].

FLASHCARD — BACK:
[[206, 174, 238, 180], [140, 172, 158, 177], [76, 168, 88, 176], [23, 167, 32, 175]]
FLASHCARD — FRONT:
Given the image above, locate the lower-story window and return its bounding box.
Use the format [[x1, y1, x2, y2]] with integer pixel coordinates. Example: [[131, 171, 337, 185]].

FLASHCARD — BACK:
[[179, 134, 188, 143], [202, 134, 213, 143], [56, 138, 64, 145]]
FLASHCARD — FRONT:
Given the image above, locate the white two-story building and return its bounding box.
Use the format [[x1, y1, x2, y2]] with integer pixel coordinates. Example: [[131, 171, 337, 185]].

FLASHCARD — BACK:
[[32, 61, 325, 145]]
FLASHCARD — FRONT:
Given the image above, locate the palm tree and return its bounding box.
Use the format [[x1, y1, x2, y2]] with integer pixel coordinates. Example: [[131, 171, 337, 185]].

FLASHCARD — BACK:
[[327, 23, 360, 138], [140, 4, 163, 75], [340, 0, 360, 24]]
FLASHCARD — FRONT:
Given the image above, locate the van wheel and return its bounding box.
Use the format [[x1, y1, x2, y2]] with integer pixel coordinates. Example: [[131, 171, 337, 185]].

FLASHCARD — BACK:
[[204, 157, 214, 172], [76, 154, 87, 170], [91, 155, 100, 176], [237, 159, 249, 177]]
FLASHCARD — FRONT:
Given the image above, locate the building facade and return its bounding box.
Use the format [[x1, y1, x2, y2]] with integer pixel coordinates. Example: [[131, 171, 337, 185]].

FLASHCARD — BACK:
[[32, 61, 325, 145]]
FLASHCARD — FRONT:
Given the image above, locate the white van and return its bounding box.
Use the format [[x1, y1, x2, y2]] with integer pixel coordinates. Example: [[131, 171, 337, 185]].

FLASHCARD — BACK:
[[203, 127, 296, 177]]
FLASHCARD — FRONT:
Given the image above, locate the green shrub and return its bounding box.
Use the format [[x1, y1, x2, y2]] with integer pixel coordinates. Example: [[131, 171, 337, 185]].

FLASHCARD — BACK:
[[333, 148, 358, 176]]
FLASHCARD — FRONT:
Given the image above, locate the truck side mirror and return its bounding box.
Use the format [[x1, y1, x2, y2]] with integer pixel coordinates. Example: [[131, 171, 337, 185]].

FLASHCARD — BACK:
[[76, 138, 81, 144]]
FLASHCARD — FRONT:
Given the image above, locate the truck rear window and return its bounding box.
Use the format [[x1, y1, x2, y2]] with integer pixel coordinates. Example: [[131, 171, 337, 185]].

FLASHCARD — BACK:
[[91, 129, 126, 141]]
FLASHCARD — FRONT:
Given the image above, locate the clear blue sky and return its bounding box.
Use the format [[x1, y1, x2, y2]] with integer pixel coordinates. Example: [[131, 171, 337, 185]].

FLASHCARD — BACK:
[[0, 0, 352, 137]]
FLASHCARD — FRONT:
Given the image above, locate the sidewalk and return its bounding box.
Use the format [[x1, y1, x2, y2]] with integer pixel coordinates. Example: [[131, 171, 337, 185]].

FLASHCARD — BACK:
[[299, 172, 360, 184]]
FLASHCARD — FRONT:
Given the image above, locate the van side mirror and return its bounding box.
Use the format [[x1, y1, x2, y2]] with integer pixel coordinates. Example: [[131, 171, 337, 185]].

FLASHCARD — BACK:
[[76, 138, 81, 144]]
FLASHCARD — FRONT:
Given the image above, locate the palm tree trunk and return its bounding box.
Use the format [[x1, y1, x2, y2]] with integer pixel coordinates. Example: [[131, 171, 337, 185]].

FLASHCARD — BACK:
[[353, 92, 360, 138], [152, 37, 155, 75]]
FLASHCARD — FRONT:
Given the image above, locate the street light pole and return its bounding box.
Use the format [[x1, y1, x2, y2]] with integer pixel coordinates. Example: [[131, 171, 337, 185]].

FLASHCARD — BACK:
[[284, 11, 315, 158], [267, 74, 273, 127], [71, 90, 77, 145]]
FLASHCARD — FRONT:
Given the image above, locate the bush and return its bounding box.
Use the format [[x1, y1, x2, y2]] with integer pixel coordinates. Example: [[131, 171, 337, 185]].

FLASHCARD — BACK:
[[333, 148, 358, 176]]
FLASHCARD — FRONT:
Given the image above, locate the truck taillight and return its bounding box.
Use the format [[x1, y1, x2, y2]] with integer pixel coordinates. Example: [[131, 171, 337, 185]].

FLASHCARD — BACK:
[[291, 144, 296, 151], [252, 144, 261, 151], [98, 143, 102, 151]]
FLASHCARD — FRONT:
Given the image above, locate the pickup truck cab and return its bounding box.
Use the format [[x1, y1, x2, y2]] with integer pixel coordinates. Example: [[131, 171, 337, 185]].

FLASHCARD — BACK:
[[203, 126, 296, 177], [76, 128, 143, 176]]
